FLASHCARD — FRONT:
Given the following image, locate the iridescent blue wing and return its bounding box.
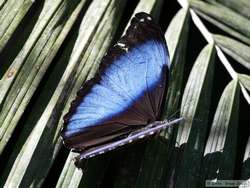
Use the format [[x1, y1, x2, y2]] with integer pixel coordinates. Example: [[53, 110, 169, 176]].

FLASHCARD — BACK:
[[61, 12, 170, 153]]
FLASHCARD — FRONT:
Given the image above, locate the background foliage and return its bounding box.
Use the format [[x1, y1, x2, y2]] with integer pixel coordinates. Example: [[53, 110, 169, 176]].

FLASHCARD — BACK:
[[0, 0, 249, 187]]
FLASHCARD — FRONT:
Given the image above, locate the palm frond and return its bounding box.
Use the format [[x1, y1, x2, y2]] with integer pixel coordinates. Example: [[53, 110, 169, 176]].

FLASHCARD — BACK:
[[0, 0, 249, 187]]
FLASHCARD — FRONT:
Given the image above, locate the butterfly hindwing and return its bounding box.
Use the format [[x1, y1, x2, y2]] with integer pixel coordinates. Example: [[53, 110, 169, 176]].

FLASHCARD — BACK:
[[61, 12, 170, 153]]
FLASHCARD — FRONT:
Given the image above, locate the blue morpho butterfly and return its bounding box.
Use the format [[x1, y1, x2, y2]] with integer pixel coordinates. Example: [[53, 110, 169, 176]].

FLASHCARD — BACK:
[[61, 12, 183, 167]]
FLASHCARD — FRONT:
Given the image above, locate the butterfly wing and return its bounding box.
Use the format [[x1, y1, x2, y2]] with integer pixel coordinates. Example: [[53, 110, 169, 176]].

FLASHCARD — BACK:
[[61, 12, 170, 152]]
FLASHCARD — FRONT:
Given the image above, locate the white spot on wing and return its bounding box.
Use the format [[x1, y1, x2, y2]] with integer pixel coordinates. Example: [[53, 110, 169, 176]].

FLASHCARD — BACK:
[[149, 131, 155, 135], [88, 154, 95, 158], [117, 42, 126, 47], [99, 151, 105, 154], [119, 142, 125, 146], [139, 18, 145, 22], [108, 147, 116, 151], [138, 135, 145, 139]]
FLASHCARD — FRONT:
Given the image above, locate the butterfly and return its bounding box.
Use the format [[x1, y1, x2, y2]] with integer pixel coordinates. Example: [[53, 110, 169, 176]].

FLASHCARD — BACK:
[[61, 12, 183, 167]]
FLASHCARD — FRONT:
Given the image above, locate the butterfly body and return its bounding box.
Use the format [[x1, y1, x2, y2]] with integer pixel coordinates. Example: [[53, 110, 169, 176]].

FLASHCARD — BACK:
[[61, 12, 181, 166]]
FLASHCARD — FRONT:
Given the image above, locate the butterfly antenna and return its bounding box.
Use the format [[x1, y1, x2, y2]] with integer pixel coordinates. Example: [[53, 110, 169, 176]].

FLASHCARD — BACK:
[[166, 101, 205, 123], [166, 108, 181, 122]]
